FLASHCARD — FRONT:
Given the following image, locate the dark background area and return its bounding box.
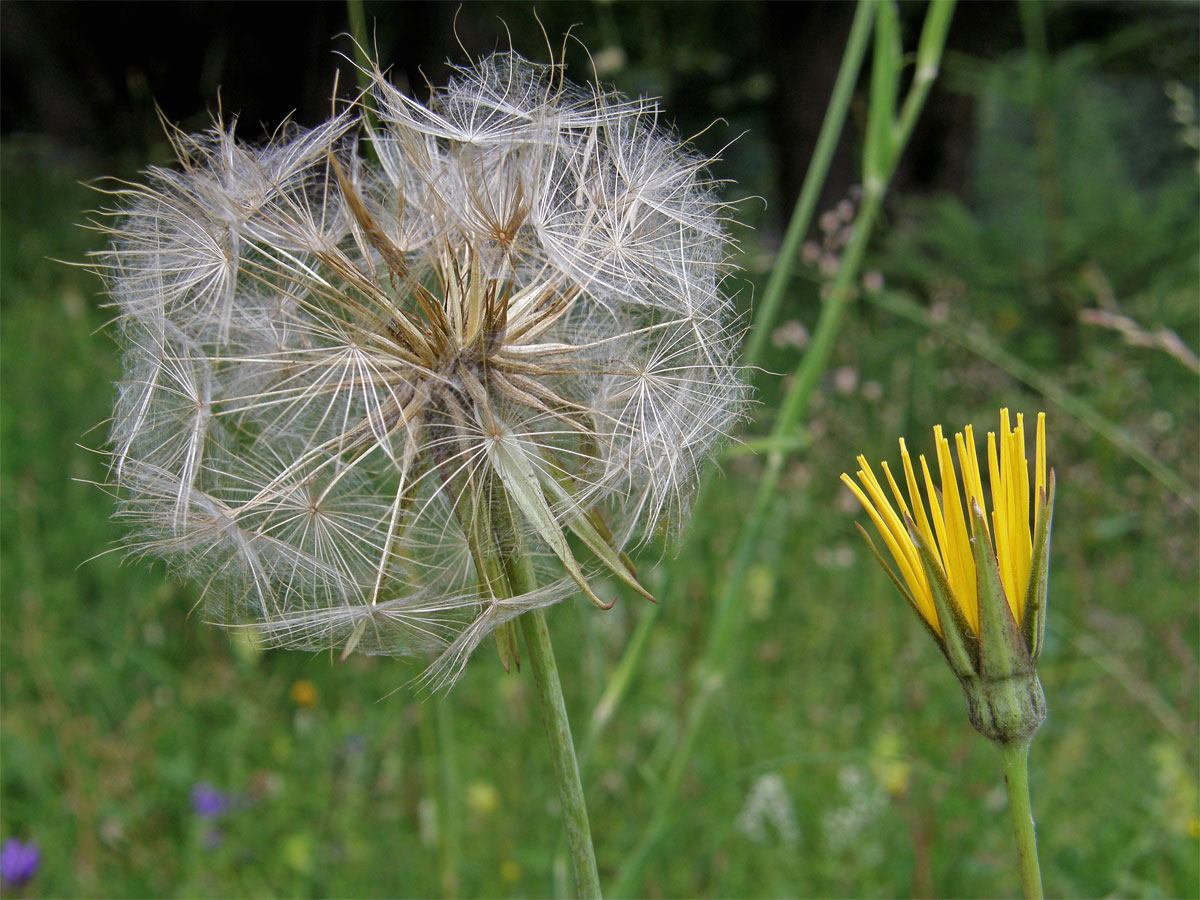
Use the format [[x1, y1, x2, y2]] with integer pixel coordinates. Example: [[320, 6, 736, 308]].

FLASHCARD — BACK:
[[5, 1, 1195, 235]]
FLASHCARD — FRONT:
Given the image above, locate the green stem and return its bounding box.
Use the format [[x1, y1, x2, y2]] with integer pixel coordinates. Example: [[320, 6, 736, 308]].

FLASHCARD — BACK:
[[612, 60, 889, 900], [433, 701, 460, 897], [345, 0, 381, 160], [492, 496, 601, 899], [580, 601, 660, 769], [613, 179, 890, 898], [417, 700, 460, 897], [454, 463, 599, 898], [345, 0, 372, 82], [743, 0, 877, 368], [519, 607, 603, 900], [999, 740, 1045, 899]]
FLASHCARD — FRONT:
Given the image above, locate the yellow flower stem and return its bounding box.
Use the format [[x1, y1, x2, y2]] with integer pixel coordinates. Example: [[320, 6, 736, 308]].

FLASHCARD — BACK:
[[999, 739, 1045, 900]]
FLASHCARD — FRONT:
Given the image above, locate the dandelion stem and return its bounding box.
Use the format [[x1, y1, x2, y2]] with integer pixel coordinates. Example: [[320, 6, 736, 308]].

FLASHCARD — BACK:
[[519, 606, 603, 899], [999, 739, 1044, 899]]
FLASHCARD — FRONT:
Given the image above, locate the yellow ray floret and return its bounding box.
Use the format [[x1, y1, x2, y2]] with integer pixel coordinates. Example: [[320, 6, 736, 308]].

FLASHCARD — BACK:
[[842, 410, 1047, 637]]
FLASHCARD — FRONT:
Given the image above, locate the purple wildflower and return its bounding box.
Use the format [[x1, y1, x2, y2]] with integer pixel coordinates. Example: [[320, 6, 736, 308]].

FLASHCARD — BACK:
[[190, 782, 229, 819], [0, 838, 40, 887]]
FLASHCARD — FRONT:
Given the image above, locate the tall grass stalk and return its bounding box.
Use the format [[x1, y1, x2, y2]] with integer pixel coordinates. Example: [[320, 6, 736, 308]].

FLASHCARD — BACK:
[[345, 0, 381, 157], [742, 0, 878, 369], [612, 2, 956, 893], [418, 700, 460, 897]]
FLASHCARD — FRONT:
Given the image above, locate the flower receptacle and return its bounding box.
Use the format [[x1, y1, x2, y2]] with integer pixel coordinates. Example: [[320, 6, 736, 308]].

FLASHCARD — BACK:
[[960, 670, 1046, 746]]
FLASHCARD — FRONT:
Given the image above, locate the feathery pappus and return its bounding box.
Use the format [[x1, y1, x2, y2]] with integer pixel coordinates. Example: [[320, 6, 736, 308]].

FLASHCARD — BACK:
[[92, 50, 748, 687]]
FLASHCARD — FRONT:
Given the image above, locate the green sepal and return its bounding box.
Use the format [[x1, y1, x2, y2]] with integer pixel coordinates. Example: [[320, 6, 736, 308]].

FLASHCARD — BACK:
[[495, 619, 521, 673], [854, 523, 946, 655], [487, 424, 611, 610], [907, 514, 978, 681], [1021, 471, 1055, 664], [965, 499, 1046, 745], [971, 499, 1032, 682], [958, 671, 1046, 746], [539, 468, 655, 603]]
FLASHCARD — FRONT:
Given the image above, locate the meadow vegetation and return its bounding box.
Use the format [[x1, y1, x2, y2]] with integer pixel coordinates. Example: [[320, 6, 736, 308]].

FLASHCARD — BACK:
[[1, 3, 1196, 897]]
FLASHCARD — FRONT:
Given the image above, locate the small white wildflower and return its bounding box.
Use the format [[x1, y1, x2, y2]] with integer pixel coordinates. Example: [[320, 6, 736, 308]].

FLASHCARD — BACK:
[[821, 765, 888, 854], [92, 49, 747, 687], [735, 772, 800, 846]]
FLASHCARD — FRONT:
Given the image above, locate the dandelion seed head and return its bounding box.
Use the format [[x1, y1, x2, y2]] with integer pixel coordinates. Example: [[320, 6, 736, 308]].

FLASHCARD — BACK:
[[94, 48, 747, 686]]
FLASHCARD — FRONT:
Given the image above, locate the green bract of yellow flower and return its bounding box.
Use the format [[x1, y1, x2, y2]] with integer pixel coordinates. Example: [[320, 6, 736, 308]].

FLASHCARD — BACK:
[[842, 409, 1047, 640]]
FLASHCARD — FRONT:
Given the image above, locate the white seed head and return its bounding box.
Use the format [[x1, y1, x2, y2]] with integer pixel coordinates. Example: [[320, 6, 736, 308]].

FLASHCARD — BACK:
[[93, 50, 748, 687]]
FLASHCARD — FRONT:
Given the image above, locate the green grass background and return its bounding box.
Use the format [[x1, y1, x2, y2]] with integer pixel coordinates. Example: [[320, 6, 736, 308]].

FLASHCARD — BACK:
[[2, 16, 1198, 898]]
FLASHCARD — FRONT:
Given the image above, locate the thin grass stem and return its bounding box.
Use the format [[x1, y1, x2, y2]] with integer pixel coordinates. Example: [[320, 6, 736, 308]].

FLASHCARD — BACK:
[[417, 700, 460, 897], [572, 0, 875, 825], [345, 0, 381, 159], [345, 0, 373, 93]]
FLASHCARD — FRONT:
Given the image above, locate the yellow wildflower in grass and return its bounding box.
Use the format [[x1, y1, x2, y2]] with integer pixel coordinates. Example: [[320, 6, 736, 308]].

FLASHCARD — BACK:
[[289, 679, 319, 709], [842, 409, 1055, 744], [843, 409, 1057, 899], [842, 410, 1047, 636]]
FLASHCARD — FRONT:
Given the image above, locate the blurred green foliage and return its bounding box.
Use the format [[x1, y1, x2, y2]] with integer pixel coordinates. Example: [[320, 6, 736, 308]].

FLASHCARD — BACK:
[[1, 5, 1197, 898]]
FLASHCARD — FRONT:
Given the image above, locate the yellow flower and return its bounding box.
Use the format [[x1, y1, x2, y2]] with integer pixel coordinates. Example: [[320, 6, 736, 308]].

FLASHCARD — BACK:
[[843, 410, 1047, 639], [842, 409, 1056, 744], [466, 781, 500, 816], [289, 679, 319, 709]]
